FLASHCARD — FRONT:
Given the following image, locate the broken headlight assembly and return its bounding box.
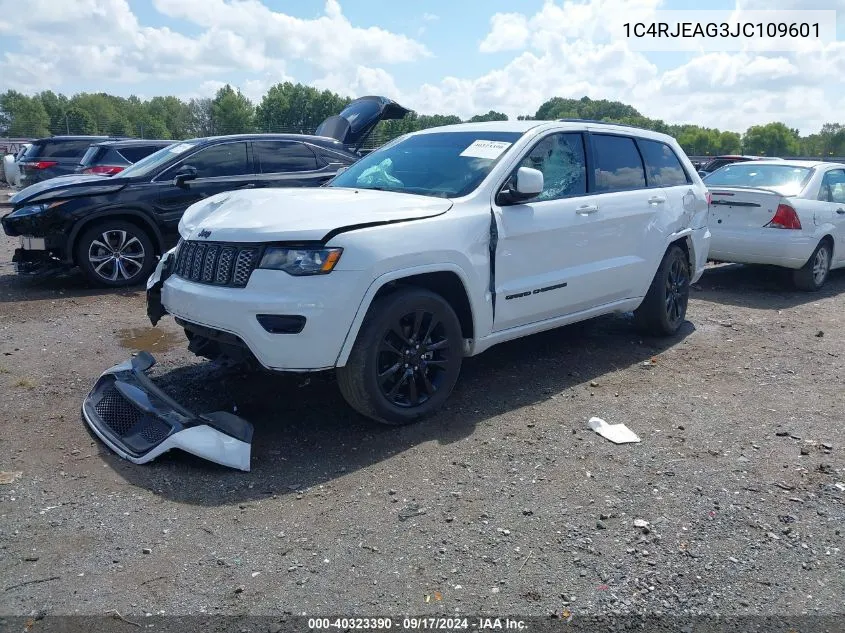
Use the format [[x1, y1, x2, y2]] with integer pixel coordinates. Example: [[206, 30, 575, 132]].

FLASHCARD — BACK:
[[258, 246, 342, 276]]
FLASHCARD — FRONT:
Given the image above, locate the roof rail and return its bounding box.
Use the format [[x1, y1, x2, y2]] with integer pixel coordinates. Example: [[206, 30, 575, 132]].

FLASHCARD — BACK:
[[556, 118, 653, 132]]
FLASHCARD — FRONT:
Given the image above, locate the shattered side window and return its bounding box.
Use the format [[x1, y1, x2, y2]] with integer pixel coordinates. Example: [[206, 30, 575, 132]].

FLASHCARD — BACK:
[[518, 133, 587, 201]]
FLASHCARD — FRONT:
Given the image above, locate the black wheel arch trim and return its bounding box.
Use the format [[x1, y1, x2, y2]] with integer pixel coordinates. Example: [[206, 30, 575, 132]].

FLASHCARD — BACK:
[[69, 208, 165, 264]]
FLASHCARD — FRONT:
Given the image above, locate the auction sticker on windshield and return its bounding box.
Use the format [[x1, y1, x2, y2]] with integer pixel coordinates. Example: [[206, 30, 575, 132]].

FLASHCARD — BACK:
[[460, 140, 512, 160]]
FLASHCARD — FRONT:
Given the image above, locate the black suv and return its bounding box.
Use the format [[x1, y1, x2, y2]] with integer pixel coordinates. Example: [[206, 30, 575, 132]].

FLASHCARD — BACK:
[[18, 136, 126, 185], [76, 139, 174, 176], [1, 96, 410, 287]]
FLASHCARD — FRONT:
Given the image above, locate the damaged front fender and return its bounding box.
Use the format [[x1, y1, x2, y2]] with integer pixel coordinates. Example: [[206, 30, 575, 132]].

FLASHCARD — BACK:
[[82, 351, 253, 471]]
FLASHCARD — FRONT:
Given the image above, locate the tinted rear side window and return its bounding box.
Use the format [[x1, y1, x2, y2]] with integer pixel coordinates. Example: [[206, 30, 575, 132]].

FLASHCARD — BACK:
[[254, 141, 318, 173], [592, 134, 646, 192], [180, 142, 250, 178], [79, 146, 103, 166], [638, 139, 690, 186], [119, 146, 165, 163], [29, 140, 98, 159]]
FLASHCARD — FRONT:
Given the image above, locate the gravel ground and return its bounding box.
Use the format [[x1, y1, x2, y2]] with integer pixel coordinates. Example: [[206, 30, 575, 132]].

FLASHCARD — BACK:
[[0, 203, 843, 620]]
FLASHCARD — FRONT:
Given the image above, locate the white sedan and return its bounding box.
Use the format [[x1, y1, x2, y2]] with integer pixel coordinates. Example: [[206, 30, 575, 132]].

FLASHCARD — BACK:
[[703, 160, 845, 290]]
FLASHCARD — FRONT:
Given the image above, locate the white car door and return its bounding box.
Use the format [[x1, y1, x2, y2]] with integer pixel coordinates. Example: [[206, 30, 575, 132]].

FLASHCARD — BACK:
[[492, 131, 604, 332], [817, 167, 845, 266], [585, 133, 665, 299]]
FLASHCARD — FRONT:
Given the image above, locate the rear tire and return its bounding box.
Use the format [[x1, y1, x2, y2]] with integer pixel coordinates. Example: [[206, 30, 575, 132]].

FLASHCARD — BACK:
[[75, 220, 156, 287], [634, 244, 690, 336], [792, 239, 831, 292], [336, 287, 464, 425]]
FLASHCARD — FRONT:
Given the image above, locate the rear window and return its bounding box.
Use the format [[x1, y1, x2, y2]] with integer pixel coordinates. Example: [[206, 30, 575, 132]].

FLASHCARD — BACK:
[[592, 134, 646, 192], [118, 146, 166, 163], [26, 139, 98, 159], [704, 163, 812, 196], [638, 139, 690, 186]]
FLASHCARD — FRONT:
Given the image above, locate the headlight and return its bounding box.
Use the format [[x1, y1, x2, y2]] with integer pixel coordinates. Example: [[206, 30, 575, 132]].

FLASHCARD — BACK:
[[258, 246, 343, 276], [8, 200, 66, 217]]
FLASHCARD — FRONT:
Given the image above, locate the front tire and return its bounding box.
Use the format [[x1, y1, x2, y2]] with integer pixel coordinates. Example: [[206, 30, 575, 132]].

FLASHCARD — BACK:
[[336, 287, 464, 425], [75, 220, 156, 287], [792, 240, 831, 292], [634, 244, 690, 336]]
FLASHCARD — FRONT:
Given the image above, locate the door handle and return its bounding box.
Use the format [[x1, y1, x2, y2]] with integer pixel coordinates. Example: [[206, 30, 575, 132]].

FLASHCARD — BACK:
[[576, 204, 598, 215], [648, 195, 667, 204], [837, 208, 845, 214]]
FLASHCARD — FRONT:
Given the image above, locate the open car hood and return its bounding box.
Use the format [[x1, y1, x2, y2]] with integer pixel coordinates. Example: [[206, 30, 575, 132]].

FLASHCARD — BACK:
[[315, 95, 410, 151]]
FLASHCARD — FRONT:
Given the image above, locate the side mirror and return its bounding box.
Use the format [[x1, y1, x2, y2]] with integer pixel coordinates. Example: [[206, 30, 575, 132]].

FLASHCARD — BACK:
[[174, 165, 198, 188], [698, 169, 708, 178], [335, 165, 349, 175], [497, 167, 544, 206]]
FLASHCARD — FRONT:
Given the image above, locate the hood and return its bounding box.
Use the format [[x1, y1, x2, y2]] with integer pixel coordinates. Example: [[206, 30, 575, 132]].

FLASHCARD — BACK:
[[11, 173, 127, 206], [179, 188, 451, 243], [315, 95, 410, 151]]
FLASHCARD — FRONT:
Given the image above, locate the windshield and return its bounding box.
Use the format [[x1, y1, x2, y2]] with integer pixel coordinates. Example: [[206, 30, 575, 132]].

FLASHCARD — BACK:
[[118, 141, 194, 179], [704, 163, 812, 196], [328, 131, 524, 198]]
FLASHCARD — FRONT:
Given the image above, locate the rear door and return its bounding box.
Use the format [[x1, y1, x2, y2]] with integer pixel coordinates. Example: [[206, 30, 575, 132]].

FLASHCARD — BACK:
[[252, 140, 338, 187], [585, 133, 665, 298], [154, 141, 254, 231], [638, 137, 703, 227]]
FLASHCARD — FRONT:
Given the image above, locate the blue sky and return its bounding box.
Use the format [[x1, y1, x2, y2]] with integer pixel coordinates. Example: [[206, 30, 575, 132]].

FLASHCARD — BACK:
[[0, 0, 842, 133]]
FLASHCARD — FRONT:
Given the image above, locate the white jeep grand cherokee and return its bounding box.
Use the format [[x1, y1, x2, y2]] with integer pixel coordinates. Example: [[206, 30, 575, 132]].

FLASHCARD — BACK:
[[148, 120, 711, 425]]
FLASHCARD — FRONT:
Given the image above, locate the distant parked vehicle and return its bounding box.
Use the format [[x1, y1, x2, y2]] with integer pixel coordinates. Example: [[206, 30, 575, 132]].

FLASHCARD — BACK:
[[697, 155, 783, 178], [18, 136, 127, 185], [76, 139, 174, 176], [704, 160, 845, 290], [1, 96, 410, 287]]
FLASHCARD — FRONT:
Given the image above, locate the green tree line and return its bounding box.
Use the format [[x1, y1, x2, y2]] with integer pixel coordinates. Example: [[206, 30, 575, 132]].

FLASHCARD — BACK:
[[1, 85, 843, 157]]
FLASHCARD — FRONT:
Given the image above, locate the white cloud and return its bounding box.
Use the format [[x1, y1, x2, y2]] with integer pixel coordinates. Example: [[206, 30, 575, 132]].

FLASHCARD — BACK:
[[479, 13, 529, 53], [0, 0, 428, 92], [152, 0, 430, 70]]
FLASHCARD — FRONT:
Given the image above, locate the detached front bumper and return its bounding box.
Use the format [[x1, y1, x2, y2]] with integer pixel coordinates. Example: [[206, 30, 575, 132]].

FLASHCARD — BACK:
[[82, 351, 253, 471]]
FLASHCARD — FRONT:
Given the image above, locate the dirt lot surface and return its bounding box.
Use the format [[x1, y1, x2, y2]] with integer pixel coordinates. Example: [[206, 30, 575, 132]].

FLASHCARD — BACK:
[[0, 200, 843, 620]]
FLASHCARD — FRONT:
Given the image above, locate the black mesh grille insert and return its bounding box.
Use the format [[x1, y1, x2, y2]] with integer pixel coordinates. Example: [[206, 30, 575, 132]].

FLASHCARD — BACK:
[[174, 241, 260, 288], [140, 420, 171, 444], [94, 384, 142, 437]]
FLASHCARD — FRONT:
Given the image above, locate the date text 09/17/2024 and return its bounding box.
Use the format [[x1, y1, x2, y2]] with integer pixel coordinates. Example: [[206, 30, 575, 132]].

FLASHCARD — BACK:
[[307, 618, 528, 630]]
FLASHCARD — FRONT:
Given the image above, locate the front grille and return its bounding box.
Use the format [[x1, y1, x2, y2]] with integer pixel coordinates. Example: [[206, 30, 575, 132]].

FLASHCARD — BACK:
[[174, 241, 260, 288], [94, 384, 142, 436]]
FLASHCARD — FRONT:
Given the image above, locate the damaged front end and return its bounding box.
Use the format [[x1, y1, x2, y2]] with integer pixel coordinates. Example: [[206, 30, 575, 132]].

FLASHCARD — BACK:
[[82, 351, 253, 471]]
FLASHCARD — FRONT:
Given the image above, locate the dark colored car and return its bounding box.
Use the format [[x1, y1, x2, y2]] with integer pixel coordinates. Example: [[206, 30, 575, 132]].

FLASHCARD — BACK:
[[18, 136, 127, 185], [76, 139, 175, 176], [1, 96, 410, 287], [697, 155, 782, 177]]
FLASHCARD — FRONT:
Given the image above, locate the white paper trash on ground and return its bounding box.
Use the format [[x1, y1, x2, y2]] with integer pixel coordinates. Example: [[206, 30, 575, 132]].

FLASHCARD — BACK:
[[588, 417, 641, 444]]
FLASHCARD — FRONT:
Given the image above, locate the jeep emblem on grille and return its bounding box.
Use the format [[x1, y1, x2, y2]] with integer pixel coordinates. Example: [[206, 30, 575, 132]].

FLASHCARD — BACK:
[[197, 229, 212, 239]]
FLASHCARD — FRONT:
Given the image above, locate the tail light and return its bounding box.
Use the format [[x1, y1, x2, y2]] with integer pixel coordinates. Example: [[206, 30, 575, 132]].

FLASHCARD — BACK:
[[765, 204, 802, 230], [24, 161, 58, 170], [705, 192, 712, 206], [82, 165, 125, 176]]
